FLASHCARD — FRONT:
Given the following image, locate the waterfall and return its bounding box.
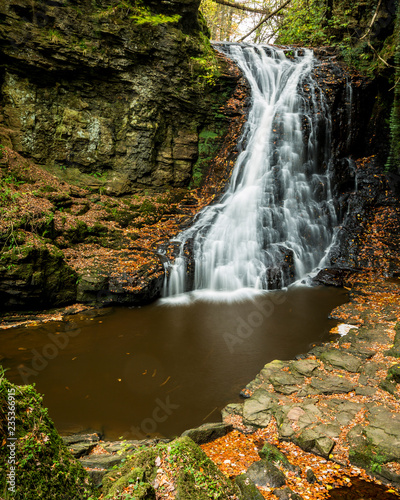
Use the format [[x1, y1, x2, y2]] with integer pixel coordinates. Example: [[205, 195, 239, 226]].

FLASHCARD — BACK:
[[164, 44, 337, 297], [345, 77, 353, 149]]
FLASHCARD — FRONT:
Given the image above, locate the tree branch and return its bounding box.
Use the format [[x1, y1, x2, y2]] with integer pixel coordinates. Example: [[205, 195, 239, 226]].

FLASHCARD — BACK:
[[238, 0, 292, 42], [212, 0, 269, 14], [360, 0, 383, 40]]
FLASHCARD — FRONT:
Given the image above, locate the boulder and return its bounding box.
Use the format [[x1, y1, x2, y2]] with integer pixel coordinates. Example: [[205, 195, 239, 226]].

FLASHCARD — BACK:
[[319, 349, 362, 373], [289, 359, 321, 376], [243, 390, 279, 427], [246, 460, 287, 488], [235, 474, 265, 500], [310, 375, 355, 394], [181, 422, 233, 444]]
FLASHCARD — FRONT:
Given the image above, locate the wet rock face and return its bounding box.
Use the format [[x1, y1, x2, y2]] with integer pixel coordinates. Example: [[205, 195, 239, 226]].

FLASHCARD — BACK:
[[311, 54, 400, 283], [0, 246, 77, 310], [0, 0, 228, 193]]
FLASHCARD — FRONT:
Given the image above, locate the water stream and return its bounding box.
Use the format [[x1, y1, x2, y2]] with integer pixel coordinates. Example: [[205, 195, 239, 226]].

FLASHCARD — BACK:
[[165, 44, 337, 296]]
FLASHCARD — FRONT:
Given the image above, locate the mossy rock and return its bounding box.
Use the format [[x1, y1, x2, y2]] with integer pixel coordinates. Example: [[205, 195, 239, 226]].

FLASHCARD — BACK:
[[386, 323, 400, 357], [235, 474, 264, 499], [102, 466, 155, 499], [105, 208, 138, 228], [102, 448, 158, 496], [102, 436, 241, 499], [258, 443, 290, 466], [0, 370, 95, 499], [171, 437, 240, 499], [0, 244, 77, 310], [387, 364, 400, 383], [66, 221, 108, 244]]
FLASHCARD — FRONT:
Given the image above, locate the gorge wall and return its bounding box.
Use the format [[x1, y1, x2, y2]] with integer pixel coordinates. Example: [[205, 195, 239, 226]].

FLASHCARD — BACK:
[[0, 0, 235, 194]]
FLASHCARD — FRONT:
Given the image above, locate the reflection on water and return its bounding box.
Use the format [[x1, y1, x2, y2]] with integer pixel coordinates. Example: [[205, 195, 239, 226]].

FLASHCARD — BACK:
[[0, 286, 347, 440]]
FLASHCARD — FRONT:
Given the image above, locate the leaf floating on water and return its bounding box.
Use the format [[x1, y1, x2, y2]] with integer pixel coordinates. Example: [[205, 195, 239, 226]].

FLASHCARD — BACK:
[[160, 376, 171, 387], [72, 357, 77, 361], [142, 369, 147, 375], [152, 369, 157, 378]]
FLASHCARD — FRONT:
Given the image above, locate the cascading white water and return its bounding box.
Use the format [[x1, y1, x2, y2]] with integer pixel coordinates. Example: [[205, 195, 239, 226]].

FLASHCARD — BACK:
[[165, 44, 337, 297]]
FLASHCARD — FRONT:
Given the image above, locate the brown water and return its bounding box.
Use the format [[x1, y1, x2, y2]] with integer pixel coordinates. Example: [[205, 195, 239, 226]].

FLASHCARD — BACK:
[[0, 286, 347, 440]]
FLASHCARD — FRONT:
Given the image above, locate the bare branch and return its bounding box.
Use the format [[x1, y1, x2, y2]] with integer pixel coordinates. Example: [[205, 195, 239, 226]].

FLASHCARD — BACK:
[[212, 0, 269, 14], [238, 0, 292, 42], [360, 0, 383, 40]]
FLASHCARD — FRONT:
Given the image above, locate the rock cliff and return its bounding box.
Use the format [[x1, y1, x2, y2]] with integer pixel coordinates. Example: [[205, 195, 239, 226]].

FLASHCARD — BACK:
[[0, 0, 230, 194]]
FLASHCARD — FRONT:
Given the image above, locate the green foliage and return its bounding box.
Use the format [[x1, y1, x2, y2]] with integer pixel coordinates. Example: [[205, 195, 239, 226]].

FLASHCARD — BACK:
[[277, 0, 398, 77], [131, 12, 181, 25], [47, 29, 64, 43], [386, 5, 400, 172], [349, 437, 390, 475], [0, 174, 24, 206], [95, 0, 181, 26], [277, 0, 332, 46], [0, 372, 95, 499], [191, 128, 224, 188], [190, 33, 221, 88]]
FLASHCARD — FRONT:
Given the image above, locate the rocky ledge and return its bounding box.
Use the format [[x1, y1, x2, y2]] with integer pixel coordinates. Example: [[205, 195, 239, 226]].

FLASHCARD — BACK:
[[219, 276, 400, 493]]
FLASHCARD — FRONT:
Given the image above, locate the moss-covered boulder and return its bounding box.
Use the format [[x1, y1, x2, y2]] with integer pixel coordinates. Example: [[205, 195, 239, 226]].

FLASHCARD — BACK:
[[102, 436, 241, 499], [0, 368, 95, 499]]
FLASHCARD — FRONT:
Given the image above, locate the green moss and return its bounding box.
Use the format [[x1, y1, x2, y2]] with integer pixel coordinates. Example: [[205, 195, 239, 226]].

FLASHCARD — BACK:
[[47, 29, 65, 43], [95, 0, 180, 26], [386, 4, 400, 172], [259, 442, 290, 465], [349, 442, 389, 473], [190, 33, 221, 88], [191, 127, 226, 188], [168, 437, 239, 499], [131, 12, 181, 25], [0, 369, 96, 499], [102, 448, 158, 497], [66, 221, 108, 244], [102, 437, 240, 499]]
